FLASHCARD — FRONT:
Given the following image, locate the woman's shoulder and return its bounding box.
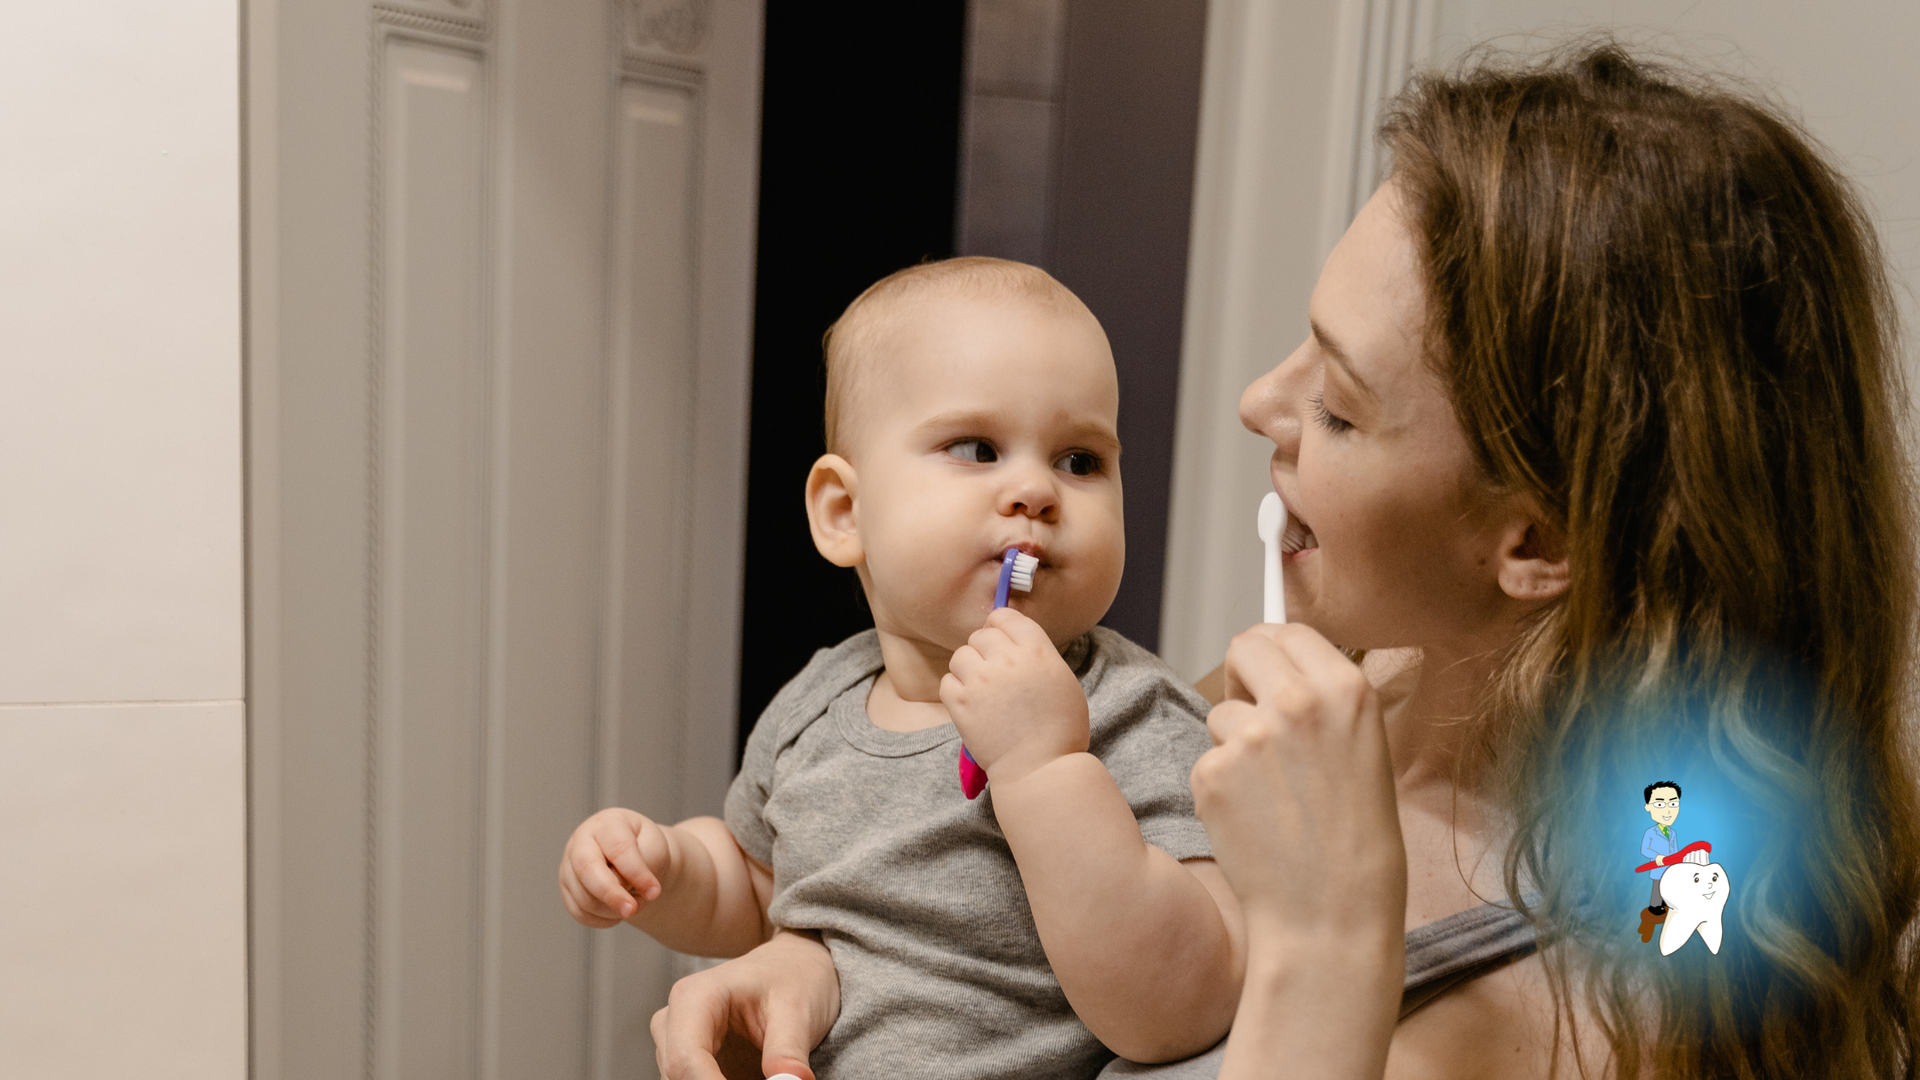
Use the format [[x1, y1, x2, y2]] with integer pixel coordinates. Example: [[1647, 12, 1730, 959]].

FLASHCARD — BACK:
[[1392, 947, 1613, 1080]]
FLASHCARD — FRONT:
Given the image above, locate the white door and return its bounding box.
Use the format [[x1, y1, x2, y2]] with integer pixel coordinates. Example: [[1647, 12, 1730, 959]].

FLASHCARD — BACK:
[[245, 1, 762, 1077]]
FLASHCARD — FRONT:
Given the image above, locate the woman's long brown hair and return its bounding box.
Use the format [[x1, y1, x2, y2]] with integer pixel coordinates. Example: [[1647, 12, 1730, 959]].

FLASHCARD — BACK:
[[1383, 44, 1920, 1077]]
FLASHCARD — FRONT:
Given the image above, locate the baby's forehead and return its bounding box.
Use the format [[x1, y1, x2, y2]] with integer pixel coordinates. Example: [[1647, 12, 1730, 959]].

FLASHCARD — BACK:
[[846, 288, 1112, 408]]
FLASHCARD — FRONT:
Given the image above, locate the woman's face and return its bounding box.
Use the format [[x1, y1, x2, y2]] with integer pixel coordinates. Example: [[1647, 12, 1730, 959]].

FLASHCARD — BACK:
[[1239, 183, 1520, 651]]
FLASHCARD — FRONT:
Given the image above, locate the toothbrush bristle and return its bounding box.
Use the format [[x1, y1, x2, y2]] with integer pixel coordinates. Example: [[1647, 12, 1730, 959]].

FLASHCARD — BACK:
[[1009, 552, 1040, 592]]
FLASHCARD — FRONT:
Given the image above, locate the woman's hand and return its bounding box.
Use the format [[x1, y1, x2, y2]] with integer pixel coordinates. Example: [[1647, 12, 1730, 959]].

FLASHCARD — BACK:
[[1190, 624, 1406, 1079], [1191, 624, 1405, 938], [650, 929, 840, 1080]]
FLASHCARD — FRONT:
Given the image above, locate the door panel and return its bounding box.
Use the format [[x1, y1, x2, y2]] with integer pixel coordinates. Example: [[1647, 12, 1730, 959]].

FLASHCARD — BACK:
[[249, 2, 762, 1077], [376, 37, 490, 1080], [594, 70, 703, 1075]]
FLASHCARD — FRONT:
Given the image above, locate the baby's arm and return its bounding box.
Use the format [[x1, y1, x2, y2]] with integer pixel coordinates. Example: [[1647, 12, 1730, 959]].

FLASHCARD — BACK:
[[559, 809, 775, 958], [992, 761, 1244, 1063], [943, 610, 1245, 1062]]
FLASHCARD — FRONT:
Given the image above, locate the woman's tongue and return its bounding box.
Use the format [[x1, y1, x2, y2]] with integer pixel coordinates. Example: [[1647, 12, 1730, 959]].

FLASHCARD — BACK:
[[1281, 513, 1318, 555]]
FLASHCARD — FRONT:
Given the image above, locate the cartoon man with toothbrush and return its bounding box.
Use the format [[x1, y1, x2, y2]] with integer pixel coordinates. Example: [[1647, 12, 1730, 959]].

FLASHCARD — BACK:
[[1638, 781, 1683, 939]]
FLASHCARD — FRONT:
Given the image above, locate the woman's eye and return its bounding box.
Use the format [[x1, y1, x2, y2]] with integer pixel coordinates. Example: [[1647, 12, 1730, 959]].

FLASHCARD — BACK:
[[1309, 391, 1354, 434], [1055, 451, 1101, 476], [946, 439, 998, 464]]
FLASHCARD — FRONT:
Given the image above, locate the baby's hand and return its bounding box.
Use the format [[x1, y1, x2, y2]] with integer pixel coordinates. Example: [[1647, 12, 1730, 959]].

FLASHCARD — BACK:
[[941, 606, 1090, 786], [559, 807, 672, 928]]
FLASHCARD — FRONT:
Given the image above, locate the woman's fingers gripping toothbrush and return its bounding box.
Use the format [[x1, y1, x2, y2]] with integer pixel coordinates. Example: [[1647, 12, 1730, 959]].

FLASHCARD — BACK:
[[1192, 625, 1404, 940], [1258, 492, 1286, 625], [957, 547, 1040, 799], [559, 807, 673, 926]]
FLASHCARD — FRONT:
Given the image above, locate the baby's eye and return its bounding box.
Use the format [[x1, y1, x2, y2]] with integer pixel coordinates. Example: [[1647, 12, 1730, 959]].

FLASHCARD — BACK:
[[946, 439, 998, 464], [1055, 451, 1102, 476]]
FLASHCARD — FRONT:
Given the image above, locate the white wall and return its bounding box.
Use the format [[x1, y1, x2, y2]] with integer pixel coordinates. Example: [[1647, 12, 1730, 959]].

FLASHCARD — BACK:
[[1429, 0, 1920, 352], [1162, 0, 1920, 680], [0, 3, 245, 1077]]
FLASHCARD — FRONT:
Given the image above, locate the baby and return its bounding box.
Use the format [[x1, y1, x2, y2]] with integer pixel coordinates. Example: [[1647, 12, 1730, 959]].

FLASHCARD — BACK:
[[559, 257, 1242, 1079]]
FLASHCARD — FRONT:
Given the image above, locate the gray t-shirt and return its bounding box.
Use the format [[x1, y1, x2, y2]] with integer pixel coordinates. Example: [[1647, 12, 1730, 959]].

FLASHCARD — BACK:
[[725, 627, 1214, 1080]]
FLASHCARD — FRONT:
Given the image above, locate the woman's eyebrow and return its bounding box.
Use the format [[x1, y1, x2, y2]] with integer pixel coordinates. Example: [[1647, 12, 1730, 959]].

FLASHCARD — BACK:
[[1311, 319, 1376, 401]]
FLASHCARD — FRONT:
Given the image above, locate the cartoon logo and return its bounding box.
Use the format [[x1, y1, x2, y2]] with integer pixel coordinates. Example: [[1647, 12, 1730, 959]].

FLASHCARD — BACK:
[[1655, 852, 1729, 955], [1634, 780, 1728, 955]]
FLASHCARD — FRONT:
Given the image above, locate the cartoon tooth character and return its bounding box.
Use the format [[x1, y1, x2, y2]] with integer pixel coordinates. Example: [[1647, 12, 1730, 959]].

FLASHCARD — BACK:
[[1659, 852, 1729, 956]]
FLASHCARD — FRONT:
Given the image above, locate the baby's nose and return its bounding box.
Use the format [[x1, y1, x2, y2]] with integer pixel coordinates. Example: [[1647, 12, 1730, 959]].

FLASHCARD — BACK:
[[998, 467, 1058, 519]]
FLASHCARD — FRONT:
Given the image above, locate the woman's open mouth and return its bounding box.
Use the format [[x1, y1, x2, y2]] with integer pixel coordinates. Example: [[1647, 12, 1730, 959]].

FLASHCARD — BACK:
[[1281, 511, 1318, 557]]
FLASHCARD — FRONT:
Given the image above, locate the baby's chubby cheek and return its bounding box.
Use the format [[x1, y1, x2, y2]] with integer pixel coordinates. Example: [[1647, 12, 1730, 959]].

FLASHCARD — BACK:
[[861, 535, 1007, 643]]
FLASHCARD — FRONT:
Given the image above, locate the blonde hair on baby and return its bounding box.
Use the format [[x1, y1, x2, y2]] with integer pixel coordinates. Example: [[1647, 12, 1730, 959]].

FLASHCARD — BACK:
[[821, 256, 1092, 456]]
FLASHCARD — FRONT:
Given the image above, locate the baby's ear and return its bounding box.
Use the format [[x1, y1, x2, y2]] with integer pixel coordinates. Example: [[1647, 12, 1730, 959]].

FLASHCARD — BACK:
[[805, 454, 864, 567]]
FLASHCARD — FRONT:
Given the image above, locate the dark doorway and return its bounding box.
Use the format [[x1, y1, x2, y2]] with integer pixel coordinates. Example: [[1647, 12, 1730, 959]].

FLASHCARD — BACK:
[[735, 3, 969, 749], [956, 0, 1211, 655], [736, 1, 1210, 751]]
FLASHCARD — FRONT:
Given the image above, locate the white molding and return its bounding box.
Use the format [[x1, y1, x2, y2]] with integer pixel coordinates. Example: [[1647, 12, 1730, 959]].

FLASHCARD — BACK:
[[1319, 0, 1432, 259], [591, 74, 700, 1079], [244, 0, 283, 1076], [375, 0, 490, 40], [367, 33, 493, 1080], [676, 0, 759, 828], [1162, 0, 1433, 681], [1159, 0, 1333, 680], [622, 0, 712, 64]]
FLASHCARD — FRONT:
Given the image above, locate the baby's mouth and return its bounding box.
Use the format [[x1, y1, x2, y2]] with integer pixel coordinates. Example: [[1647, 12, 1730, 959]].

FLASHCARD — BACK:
[[993, 541, 1050, 568], [1281, 511, 1318, 555]]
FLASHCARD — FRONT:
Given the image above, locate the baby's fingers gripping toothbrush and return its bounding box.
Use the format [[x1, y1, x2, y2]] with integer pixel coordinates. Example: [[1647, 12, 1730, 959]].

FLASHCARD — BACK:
[[1258, 492, 1286, 624], [958, 548, 1040, 799]]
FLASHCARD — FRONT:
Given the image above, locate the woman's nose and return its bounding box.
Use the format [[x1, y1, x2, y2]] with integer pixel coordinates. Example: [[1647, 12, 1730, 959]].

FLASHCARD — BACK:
[[1240, 339, 1311, 457], [998, 460, 1059, 520]]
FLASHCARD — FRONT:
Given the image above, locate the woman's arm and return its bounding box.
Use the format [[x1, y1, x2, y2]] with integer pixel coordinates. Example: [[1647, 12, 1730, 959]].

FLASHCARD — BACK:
[[1192, 625, 1407, 1080], [650, 929, 841, 1080]]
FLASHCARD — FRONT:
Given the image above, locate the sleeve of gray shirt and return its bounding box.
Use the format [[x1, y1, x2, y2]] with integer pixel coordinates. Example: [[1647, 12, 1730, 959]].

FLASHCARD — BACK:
[[725, 631, 886, 867], [725, 695, 780, 868]]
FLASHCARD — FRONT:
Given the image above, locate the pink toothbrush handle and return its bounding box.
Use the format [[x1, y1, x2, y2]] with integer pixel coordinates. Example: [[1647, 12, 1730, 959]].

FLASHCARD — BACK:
[[958, 745, 988, 800]]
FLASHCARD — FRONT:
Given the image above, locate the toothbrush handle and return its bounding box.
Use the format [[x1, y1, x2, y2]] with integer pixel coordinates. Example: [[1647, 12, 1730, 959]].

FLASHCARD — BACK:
[[958, 746, 988, 800], [1264, 537, 1284, 624]]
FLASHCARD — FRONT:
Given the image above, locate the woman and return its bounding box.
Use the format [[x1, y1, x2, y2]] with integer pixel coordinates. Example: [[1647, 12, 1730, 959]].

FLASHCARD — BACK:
[[654, 45, 1920, 1079]]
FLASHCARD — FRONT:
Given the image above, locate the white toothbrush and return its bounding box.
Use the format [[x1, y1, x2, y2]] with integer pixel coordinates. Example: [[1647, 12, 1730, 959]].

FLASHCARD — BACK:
[[1258, 492, 1286, 624]]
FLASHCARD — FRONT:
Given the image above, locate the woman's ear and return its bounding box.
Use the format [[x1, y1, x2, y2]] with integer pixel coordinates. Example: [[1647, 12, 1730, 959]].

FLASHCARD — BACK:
[[805, 454, 863, 568], [1495, 518, 1569, 603]]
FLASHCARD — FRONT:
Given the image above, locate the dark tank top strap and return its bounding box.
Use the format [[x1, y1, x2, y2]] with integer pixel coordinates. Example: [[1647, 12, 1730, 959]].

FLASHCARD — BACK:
[[1097, 897, 1543, 1078], [1399, 896, 1541, 1019]]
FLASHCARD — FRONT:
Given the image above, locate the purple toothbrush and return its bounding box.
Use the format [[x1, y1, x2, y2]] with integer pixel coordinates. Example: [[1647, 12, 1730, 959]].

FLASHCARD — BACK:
[[958, 547, 1040, 798]]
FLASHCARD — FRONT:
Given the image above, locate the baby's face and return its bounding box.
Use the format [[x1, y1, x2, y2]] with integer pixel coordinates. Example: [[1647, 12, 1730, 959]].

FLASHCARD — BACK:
[[844, 293, 1124, 653]]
